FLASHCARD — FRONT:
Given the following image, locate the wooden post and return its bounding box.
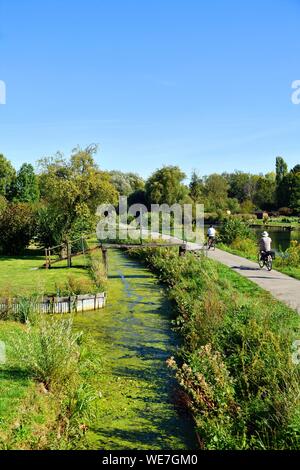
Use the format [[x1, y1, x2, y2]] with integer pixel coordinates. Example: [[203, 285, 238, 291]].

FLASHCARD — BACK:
[[45, 248, 49, 269], [67, 242, 72, 268], [102, 247, 108, 275]]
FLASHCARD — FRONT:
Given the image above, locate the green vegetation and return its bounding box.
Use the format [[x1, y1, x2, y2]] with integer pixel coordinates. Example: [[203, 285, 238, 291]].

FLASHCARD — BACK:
[[0, 251, 91, 297], [0, 315, 100, 449], [0, 250, 195, 450], [131, 247, 300, 449]]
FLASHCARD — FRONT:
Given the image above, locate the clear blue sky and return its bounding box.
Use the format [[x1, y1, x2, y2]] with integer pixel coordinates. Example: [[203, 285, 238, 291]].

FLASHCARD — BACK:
[[0, 0, 300, 179]]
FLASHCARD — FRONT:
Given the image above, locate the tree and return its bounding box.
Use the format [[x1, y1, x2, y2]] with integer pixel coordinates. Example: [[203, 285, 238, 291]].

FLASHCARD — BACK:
[[37, 145, 118, 245], [0, 154, 16, 198], [145, 166, 188, 206], [0, 203, 36, 255], [12, 163, 40, 202], [253, 176, 276, 211], [189, 171, 204, 202], [109, 171, 145, 196], [276, 156, 288, 186], [203, 174, 229, 211], [225, 172, 258, 203], [277, 171, 300, 214], [291, 164, 300, 174]]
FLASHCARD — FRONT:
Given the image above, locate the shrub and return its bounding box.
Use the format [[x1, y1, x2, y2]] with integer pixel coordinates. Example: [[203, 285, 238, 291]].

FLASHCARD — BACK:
[[219, 217, 254, 245], [230, 238, 257, 258], [0, 203, 36, 255], [55, 275, 95, 296], [13, 317, 82, 390], [131, 248, 300, 449]]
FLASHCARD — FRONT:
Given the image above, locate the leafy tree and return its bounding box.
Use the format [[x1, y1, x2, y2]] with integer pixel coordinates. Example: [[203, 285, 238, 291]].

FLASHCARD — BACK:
[[0, 203, 36, 254], [109, 171, 145, 196], [291, 164, 300, 174], [253, 176, 276, 210], [203, 174, 229, 211], [12, 163, 40, 202], [189, 171, 204, 202], [225, 172, 258, 203], [276, 156, 288, 186], [145, 166, 188, 206], [0, 154, 16, 198], [37, 145, 118, 245]]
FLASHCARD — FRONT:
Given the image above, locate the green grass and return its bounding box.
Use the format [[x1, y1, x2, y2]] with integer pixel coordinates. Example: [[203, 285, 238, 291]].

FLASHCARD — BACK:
[[0, 321, 34, 447], [0, 249, 92, 297]]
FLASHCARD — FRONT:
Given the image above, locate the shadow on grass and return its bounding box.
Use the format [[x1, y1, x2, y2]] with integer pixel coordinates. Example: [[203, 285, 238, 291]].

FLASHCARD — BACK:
[[0, 367, 30, 381]]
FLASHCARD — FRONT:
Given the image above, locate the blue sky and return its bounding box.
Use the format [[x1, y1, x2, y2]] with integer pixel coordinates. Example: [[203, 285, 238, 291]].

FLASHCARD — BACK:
[[0, 0, 300, 179]]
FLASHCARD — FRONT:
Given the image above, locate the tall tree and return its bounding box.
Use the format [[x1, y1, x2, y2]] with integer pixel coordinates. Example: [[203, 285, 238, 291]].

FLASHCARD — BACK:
[[145, 166, 188, 206], [37, 145, 118, 245], [189, 171, 204, 202], [276, 156, 288, 186], [13, 163, 40, 202], [109, 171, 145, 196], [0, 154, 16, 198]]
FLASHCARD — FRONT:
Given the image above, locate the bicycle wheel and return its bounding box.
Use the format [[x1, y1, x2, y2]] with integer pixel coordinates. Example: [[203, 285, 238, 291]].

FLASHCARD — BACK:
[[266, 256, 273, 271], [258, 254, 264, 269]]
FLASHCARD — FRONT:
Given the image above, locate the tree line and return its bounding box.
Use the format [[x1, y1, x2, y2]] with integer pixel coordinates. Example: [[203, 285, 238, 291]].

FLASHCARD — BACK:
[[0, 147, 298, 255]]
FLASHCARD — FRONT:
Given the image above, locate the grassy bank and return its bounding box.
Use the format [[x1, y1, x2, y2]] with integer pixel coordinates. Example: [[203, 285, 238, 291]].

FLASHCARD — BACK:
[[130, 247, 300, 449], [0, 316, 101, 450]]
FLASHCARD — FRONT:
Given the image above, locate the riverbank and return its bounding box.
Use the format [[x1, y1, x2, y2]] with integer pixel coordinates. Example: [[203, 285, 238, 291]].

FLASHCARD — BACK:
[[130, 246, 300, 449]]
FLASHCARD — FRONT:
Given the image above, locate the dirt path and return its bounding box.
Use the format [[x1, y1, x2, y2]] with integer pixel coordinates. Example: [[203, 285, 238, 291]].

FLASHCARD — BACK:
[[74, 249, 196, 450]]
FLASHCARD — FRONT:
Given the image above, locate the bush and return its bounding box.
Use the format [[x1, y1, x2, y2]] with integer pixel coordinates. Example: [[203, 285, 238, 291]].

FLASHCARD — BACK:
[[230, 238, 257, 258], [55, 275, 95, 296], [13, 317, 82, 390], [0, 203, 36, 255], [219, 217, 254, 245], [275, 241, 300, 268], [131, 248, 300, 449]]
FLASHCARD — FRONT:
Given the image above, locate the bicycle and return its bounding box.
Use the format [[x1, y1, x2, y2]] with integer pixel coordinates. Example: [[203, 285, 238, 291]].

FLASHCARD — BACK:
[[206, 237, 217, 251], [258, 251, 273, 272]]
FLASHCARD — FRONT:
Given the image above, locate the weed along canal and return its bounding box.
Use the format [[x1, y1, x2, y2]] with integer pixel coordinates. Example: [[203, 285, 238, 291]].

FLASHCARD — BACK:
[[74, 249, 196, 450]]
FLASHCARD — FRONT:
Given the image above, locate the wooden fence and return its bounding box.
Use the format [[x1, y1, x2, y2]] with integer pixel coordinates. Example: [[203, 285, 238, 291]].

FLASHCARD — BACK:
[[0, 293, 106, 315]]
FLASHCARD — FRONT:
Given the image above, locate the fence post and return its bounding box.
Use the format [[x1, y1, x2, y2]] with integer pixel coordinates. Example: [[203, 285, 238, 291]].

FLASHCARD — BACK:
[[45, 248, 49, 269], [67, 241, 72, 268]]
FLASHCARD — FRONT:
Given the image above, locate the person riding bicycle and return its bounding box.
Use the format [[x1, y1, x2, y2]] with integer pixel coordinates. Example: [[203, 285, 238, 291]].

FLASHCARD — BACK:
[[259, 231, 274, 261], [207, 225, 216, 247]]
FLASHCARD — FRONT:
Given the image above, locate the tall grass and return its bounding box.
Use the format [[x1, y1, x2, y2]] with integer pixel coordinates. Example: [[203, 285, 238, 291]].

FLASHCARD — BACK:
[[131, 247, 300, 449], [13, 317, 82, 390]]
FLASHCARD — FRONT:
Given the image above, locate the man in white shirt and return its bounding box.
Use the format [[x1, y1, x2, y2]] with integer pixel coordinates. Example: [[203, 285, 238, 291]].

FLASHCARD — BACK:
[[207, 225, 216, 249]]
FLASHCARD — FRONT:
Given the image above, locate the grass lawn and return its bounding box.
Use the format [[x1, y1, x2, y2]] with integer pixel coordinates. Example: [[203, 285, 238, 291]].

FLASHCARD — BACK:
[[0, 249, 91, 297], [0, 321, 35, 447]]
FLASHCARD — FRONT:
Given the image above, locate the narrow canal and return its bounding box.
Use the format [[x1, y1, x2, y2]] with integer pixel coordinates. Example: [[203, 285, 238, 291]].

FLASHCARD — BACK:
[[74, 249, 196, 450]]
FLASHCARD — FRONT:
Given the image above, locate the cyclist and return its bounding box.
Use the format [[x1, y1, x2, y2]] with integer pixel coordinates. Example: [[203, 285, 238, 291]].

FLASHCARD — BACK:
[[207, 225, 216, 249], [259, 231, 273, 261]]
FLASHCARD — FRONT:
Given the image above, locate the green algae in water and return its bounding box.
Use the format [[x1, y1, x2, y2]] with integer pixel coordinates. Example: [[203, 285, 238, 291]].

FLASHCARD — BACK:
[[74, 250, 197, 450]]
